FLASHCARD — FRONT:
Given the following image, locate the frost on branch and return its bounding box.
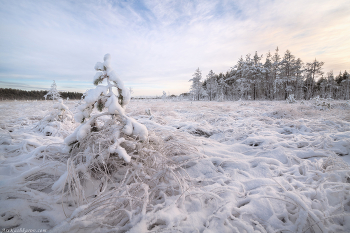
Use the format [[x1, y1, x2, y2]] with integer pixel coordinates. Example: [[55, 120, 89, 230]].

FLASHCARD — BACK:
[[65, 54, 148, 163]]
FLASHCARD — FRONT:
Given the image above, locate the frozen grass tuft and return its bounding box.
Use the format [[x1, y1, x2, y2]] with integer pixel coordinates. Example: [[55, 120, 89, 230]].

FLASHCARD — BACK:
[[49, 129, 197, 232]]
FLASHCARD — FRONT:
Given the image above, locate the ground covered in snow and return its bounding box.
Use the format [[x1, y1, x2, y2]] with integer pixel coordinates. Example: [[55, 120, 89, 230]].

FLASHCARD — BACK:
[[1, 99, 350, 233]]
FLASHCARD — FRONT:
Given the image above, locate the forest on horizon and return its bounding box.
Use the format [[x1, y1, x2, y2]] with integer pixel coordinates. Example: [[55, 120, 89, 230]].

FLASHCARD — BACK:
[[0, 88, 83, 101], [190, 48, 350, 101]]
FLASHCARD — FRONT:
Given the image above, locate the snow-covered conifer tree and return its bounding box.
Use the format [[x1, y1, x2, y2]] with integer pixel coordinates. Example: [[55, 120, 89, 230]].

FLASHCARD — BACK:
[[44, 80, 61, 100], [206, 70, 217, 101], [129, 87, 134, 96], [35, 98, 73, 136], [280, 50, 297, 99], [341, 71, 350, 100], [305, 59, 324, 99], [51, 55, 193, 211], [217, 76, 228, 101], [294, 58, 304, 99], [64, 54, 148, 163], [161, 91, 167, 101], [327, 71, 335, 99], [189, 68, 206, 100], [286, 94, 296, 103]]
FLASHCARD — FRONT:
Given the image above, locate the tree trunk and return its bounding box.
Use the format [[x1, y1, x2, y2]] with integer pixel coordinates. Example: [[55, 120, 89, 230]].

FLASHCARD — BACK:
[[253, 83, 256, 100]]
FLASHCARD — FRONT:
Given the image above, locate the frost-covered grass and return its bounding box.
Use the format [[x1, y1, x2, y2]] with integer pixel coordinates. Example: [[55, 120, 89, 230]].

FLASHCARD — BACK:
[[0, 99, 350, 232]]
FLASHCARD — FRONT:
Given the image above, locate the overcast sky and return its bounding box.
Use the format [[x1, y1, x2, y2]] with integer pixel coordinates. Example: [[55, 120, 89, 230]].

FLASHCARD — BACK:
[[0, 0, 349, 96]]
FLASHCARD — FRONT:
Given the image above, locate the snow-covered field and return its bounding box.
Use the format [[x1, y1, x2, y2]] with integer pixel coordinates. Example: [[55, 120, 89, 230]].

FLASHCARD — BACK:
[[1, 99, 350, 232]]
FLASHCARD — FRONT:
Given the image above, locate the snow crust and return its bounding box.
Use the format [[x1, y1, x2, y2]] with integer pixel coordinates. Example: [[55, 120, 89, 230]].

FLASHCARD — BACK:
[[0, 99, 350, 232]]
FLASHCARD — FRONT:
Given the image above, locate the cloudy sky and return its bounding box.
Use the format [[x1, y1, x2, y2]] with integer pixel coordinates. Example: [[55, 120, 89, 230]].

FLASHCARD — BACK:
[[0, 0, 349, 96]]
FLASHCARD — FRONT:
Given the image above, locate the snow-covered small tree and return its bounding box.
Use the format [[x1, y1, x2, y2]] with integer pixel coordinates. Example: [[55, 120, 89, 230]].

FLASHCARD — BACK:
[[51, 54, 150, 204], [49, 54, 195, 214], [161, 91, 167, 101], [35, 99, 73, 136], [286, 94, 296, 103], [129, 87, 134, 96], [64, 54, 148, 163], [44, 80, 61, 100]]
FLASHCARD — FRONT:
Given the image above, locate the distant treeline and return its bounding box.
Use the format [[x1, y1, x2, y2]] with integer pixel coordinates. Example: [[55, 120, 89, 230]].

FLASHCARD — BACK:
[[189, 48, 350, 101], [0, 88, 83, 100]]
